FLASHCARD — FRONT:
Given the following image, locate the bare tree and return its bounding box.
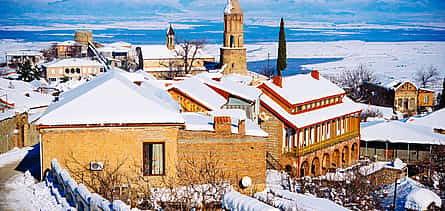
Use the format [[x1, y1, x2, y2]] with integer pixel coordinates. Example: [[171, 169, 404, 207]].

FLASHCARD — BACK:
[[64, 153, 145, 205], [155, 151, 233, 210], [415, 65, 439, 88], [259, 65, 275, 79], [174, 38, 206, 75], [333, 64, 376, 101]]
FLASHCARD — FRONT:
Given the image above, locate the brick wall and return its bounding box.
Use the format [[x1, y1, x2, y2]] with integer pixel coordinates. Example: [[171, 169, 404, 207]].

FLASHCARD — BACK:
[[178, 130, 266, 190], [0, 112, 38, 153], [259, 105, 284, 165], [40, 126, 181, 187], [367, 167, 407, 185]]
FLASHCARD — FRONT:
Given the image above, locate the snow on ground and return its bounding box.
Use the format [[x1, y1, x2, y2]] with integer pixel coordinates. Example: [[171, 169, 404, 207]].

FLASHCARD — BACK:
[[380, 177, 442, 210], [2, 39, 444, 91], [0, 146, 65, 210], [0, 147, 32, 168], [206, 41, 445, 91], [5, 171, 64, 210]]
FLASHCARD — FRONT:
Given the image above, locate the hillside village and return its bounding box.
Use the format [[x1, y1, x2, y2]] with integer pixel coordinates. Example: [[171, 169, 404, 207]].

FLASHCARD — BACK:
[[0, 0, 444, 210]]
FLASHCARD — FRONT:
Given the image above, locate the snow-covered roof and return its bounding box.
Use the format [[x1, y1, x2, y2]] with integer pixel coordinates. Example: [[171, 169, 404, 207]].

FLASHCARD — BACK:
[[406, 108, 445, 130], [138, 45, 213, 60], [405, 188, 442, 210], [381, 177, 441, 211], [108, 41, 132, 48], [0, 110, 16, 121], [97, 46, 129, 53], [42, 58, 103, 68], [36, 68, 184, 126], [361, 120, 445, 145], [359, 158, 407, 176], [262, 73, 345, 105], [169, 77, 227, 110], [119, 69, 157, 82], [56, 41, 82, 46], [181, 111, 268, 137], [386, 80, 417, 90], [0, 78, 53, 112], [198, 74, 262, 102], [261, 94, 362, 129], [223, 74, 253, 85], [6, 50, 42, 57]]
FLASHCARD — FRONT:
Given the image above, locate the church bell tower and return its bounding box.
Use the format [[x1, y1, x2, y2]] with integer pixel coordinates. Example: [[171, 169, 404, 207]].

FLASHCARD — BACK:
[[167, 24, 175, 50], [220, 0, 247, 75]]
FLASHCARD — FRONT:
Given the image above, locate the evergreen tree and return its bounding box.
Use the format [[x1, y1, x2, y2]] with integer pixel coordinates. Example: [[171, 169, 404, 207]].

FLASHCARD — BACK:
[[276, 17, 287, 76], [17, 60, 43, 82], [439, 78, 445, 109]]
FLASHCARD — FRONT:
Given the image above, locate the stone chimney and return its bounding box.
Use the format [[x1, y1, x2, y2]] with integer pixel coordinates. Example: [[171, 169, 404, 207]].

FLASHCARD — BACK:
[[311, 70, 320, 80], [214, 116, 232, 135], [238, 119, 246, 135], [273, 76, 283, 88]]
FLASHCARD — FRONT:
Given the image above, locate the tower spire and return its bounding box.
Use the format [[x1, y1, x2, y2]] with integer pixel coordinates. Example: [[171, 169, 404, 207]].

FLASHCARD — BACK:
[[166, 24, 175, 50], [224, 0, 243, 15]]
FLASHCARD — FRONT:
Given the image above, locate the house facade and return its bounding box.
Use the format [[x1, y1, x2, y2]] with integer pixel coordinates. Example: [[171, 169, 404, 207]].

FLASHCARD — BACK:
[[258, 71, 362, 177], [42, 58, 105, 82], [37, 69, 267, 192], [54, 41, 83, 58]]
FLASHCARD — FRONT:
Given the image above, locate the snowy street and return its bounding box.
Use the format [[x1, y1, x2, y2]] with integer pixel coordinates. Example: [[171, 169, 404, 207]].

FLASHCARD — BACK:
[[0, 145, 64, 210]]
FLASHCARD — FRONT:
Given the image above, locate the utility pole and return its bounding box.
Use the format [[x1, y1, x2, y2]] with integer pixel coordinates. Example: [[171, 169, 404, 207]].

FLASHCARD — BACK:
[[392, 178, 399, 211], [267, 52, 270, 78]]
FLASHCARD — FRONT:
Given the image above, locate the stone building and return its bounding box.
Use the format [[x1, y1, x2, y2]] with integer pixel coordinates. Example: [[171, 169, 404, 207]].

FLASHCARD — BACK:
[[220, 0, 247, 75], [74, 30, 93, 46], [5, 50, 44, 66], [54, 41, 83, 59], [42, 58, 105, 82], [0, 111, 41, 153], [258, 71, 362, 177], [36, 69, 267, 191], [389, 81, 435, 117], [136, 25, 215, 79]]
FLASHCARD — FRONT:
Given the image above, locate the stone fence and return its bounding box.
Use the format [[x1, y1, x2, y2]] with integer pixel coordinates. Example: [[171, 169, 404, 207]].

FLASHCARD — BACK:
[[49, 159, 133, 211]]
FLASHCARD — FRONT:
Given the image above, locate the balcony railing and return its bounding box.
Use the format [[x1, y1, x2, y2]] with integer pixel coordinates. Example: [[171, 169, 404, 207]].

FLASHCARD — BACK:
[[293, 130, 360, 156]]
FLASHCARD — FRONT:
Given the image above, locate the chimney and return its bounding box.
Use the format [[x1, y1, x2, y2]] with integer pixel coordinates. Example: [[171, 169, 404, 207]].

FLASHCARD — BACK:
[[238, 119, 246, 135], [273, 76, 282, 88], [311, 70, 320, 80], [214, 116, 232, 135]]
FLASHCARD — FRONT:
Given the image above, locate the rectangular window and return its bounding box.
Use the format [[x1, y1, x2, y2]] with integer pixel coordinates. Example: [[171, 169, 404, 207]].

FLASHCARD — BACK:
[[143, 143, 165, 176], [297, 106, 302, 112], [424, 95, 429, 104]]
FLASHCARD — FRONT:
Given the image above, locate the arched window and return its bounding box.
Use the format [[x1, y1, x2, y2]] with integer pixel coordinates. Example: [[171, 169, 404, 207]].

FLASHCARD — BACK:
[[76, 68, 80, 74], [65, 69, 69, 74], [70, 68, 75, 74], [230, 35, 235, 48]]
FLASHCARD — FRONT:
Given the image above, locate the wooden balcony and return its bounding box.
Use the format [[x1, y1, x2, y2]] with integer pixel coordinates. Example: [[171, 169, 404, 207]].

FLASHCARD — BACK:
[[294, 130, 360, 156]]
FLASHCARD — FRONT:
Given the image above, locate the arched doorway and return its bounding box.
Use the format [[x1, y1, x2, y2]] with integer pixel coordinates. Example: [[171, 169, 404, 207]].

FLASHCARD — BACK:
[[300, 161, 309, 177], [311, 157, 320, 176], [332, 149, 340, 168], [322, 153, 330, 174], [351, 143, 358, 163], [342, 146, 350, 167]]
